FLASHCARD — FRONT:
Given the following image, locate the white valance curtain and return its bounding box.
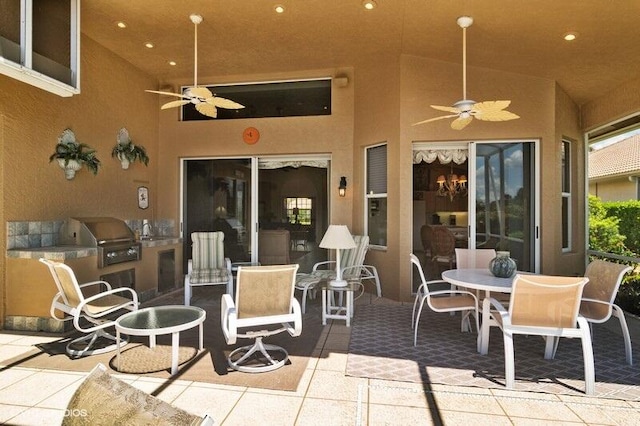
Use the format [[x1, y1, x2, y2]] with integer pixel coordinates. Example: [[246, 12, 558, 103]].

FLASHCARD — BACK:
[[258, 159, 328, 169], [412, 149, 468, 165]]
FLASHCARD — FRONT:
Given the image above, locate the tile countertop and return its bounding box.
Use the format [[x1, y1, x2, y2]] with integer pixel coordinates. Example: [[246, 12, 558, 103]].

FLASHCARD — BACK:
[[6, 237, 182, 260]]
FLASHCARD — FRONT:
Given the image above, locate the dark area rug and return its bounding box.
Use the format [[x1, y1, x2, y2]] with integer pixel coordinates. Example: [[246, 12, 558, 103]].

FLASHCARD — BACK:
[[347, 304, 640, 400], [3, 288, 324, 392]]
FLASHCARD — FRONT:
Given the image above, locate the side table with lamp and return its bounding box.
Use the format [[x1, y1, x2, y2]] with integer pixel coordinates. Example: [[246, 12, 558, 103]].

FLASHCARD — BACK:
[[318, 225, 358, 326]]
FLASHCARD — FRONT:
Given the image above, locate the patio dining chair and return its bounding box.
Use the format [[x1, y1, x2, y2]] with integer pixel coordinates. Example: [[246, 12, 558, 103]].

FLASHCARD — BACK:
[[483, 274, 594, 395], [580, 259, 634, 365], [184, 231, 233, 306], [39, 258, 139, 358], [410, 253, 479, 346]]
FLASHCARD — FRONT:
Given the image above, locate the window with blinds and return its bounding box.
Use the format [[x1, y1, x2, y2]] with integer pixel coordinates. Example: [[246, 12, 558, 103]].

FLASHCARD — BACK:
[[365, 144, 387, 247]]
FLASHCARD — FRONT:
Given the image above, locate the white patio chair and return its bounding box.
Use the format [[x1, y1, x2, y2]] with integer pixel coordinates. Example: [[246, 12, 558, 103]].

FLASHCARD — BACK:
[[221, 264, 302, 373], [484, 274, 594, 395], [580, 259, 634, 365], [184, 231, 233, 305], [310, 234, 382, 297], [40, 258, 139, 358], [410, 253, 479, 346]]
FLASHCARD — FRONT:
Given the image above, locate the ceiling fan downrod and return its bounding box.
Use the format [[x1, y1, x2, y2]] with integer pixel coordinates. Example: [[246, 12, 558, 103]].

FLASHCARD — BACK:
[[457, 16, 473, 102]]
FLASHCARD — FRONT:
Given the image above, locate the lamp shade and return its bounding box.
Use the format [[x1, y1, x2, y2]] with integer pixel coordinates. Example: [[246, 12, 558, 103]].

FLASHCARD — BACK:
[[319, 225, 356, 249]]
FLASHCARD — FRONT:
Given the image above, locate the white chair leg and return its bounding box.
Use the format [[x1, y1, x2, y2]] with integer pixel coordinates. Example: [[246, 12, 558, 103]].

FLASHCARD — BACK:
[[480, 298, 492, 355], [503, 332, 515, 389], [613, 305, 633, 365], [184, 281, 191, 306], [414, 299, 427, 346], [544, 336, 559, 360], [578, 318, 596, 395], [301, 288, 308, 314]]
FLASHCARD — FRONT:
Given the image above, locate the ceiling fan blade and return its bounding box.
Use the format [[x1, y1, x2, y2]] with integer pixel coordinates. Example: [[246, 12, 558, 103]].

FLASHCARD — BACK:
[[195, 102, 218, 118], [208, 96, 245, 110], [160, 100, 191, 110], [451, 116, 473, 130], [186, 86, 213, 99], [412, 114, 459, 126], [476, 110, 520, 122], [471, 100, 511, 113], [145, 90, 190, 99], [431, 104, 460, 114]]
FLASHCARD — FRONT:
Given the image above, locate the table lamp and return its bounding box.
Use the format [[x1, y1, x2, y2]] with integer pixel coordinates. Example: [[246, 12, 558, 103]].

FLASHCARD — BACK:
[[319, 225, 356, 287]]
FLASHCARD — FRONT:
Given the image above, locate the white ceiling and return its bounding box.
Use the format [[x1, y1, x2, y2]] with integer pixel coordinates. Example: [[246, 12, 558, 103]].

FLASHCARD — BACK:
[[81, 0, 640, 106]]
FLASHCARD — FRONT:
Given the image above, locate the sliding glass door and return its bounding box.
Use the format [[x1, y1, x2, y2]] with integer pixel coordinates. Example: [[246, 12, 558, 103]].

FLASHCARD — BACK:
[[469, 140, 539, 272], [182, 156, 329, 272]]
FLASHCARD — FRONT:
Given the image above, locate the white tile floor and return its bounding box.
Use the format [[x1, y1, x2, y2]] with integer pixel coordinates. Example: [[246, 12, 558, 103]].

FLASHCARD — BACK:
[[1, 296, 640, 425]]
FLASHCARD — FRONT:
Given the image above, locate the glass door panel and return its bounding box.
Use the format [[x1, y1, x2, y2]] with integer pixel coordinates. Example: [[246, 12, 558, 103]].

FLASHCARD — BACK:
[[183, 159, 252, 270], [473, 141, 538, 272]]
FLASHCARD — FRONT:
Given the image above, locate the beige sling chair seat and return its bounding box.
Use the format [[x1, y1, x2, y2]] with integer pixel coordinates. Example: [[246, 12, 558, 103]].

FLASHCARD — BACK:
[[221, 264, 302, 373], [483, 274, 594, 395], [40, 258, 139, 358], [63, 363, 214, 425]]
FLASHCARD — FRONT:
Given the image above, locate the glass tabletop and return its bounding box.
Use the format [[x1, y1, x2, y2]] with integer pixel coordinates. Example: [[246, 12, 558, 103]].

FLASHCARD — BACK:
[[117, 305, 205, 330]]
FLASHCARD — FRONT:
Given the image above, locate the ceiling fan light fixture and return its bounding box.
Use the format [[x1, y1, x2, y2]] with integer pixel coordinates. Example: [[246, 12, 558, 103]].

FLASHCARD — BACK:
[[145, 14, 245, 119], [413, 15, 519, 130]]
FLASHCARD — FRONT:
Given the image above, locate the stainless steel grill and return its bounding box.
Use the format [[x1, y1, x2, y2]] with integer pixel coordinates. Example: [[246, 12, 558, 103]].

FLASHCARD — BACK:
[[59, 217, 142, 268]]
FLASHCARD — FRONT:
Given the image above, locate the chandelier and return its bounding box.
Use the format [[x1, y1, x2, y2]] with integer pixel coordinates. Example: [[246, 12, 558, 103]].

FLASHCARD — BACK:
[[436, 169, 467, 201]]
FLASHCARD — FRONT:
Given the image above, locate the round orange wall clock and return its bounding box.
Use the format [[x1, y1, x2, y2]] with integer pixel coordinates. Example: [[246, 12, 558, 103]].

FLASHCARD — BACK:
[[243, 127, 260, 144]]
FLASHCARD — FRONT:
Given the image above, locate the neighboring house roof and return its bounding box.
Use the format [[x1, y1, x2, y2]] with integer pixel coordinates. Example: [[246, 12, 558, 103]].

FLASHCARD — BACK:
[[589, 135, 640, 179]]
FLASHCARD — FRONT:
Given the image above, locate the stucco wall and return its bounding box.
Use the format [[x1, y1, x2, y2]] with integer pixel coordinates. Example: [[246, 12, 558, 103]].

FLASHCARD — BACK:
[[590, 180, 637, 202], [0, 35, 159, 325], [582, 75, 640, 131]]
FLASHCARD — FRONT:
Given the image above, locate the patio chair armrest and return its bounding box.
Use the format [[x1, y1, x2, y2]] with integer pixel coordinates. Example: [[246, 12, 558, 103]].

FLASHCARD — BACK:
[[312, 261, 335, 271], [431, 289, 478, 301], [50, 292, 74, 321], [78, 287, 139, 317], [221, 293, 237, 344], [581, 297, 609, 307], [287, 298, 303, 337], [187, 259, 193, 275], [78, 280, 113, 292], [224, 257, 232, 272], [483, 297, 509, 325]]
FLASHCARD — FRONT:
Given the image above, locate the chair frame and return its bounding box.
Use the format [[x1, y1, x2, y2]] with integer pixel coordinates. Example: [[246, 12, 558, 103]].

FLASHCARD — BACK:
[[40, 258, 139, 358], [184, 231, 233, 306], [484, 274, 594, 395], [581, 259, 634, 365], [221, 264, 302, 373], [410, 253, 480, 347]]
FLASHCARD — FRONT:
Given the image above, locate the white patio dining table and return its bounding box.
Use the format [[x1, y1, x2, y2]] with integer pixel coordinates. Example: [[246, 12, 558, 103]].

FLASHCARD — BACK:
[[441, 268, 523, 355]]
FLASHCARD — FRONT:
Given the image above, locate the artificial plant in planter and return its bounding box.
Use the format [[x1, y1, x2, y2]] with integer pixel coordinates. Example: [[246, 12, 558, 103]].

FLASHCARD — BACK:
[[112, 127, 149, 169], [49, 129, 101, 180]]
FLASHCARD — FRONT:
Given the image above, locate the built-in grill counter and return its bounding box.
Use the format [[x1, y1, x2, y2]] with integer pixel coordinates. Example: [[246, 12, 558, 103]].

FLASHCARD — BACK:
[[4, 218, 182, 332]]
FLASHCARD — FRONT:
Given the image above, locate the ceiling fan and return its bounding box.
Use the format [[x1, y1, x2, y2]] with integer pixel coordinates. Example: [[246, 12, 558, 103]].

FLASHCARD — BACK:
[[146, 14, 244, 118], [413, 16, 519, 130]]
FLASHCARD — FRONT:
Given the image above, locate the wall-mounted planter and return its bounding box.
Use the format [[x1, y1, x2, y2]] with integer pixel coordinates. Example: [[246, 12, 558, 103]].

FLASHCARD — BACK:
[[112, 128, 149, 169], [49, 129, 100, 180]]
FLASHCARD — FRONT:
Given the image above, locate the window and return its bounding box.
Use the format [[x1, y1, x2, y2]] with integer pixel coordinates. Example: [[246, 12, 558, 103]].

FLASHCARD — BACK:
[[561, 139, 571, 251], [0, 0, 80, 97], [285, 197, 312, 225], [182, 79, 331, 121], [365, 144, 387, 247]]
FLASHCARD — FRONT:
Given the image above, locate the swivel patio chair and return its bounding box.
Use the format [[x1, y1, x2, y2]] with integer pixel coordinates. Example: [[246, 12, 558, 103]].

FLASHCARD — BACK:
[[410, 253, 480, 347], [221, 264, 302, 372], [484, 274, 594, 395], [580, 259, 634, 365], [184, 231, 233, 306], [40, 258, 139, 358]]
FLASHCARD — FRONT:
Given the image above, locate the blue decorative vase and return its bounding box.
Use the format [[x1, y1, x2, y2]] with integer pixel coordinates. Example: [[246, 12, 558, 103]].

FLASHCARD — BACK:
[[489, 251, 517, 278]]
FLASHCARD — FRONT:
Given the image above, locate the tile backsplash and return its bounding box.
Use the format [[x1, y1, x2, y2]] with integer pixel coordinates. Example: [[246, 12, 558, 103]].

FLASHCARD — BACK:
[[6, 219, 177, 250]]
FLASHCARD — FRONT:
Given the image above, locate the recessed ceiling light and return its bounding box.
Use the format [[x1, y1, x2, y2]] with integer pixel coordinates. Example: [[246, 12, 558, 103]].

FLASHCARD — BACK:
[[563, 32, 578, 41], [168, 61, 177, 66], [362, 0, 377, 10], [144, 42, 154, 49], [116, 21, 127, 29], [274, 5, 285, 13]]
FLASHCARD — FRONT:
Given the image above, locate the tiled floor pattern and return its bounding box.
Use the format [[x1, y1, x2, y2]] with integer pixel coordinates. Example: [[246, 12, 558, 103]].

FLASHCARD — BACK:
[[1, 295, 640, 425]]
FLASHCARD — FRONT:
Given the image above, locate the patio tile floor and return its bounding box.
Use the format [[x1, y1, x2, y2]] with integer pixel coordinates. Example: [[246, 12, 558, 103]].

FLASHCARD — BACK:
[[1, 293, 640, 425]]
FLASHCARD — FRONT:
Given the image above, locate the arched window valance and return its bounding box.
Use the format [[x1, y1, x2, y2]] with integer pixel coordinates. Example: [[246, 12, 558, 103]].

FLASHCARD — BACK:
[[412, 149, 468, 165]]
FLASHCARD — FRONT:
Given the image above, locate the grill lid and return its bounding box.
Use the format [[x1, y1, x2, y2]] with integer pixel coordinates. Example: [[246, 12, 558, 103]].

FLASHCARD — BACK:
[[59, 217, 135, 246]]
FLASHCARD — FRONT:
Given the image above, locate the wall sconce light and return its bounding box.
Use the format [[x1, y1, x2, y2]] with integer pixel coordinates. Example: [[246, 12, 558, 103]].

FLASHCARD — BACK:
[[339, 176, 347, 197]]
